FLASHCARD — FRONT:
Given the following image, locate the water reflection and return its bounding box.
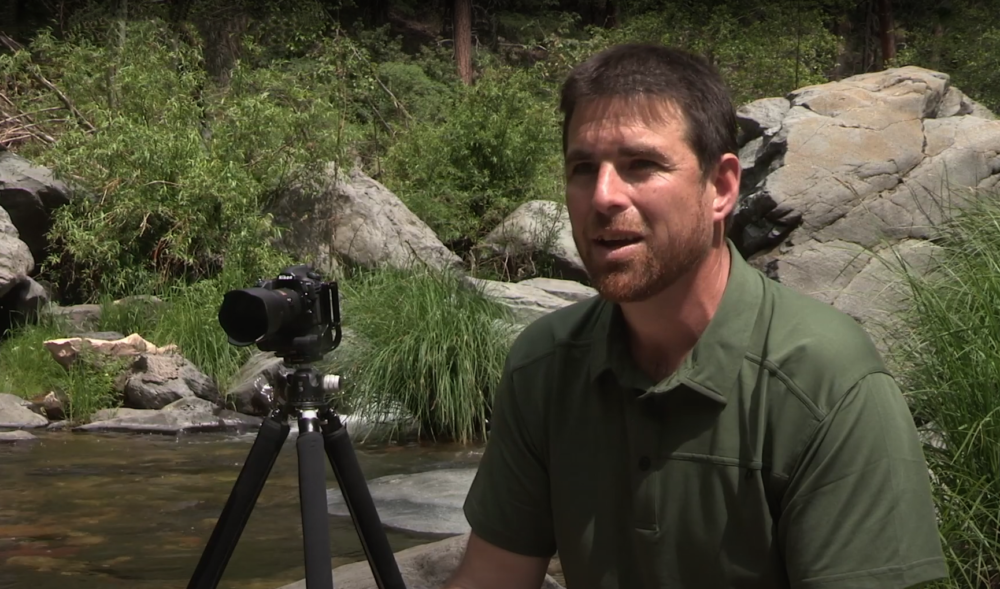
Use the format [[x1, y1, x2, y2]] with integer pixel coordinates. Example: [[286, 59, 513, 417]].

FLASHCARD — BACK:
[[0, 430, 484, 589]]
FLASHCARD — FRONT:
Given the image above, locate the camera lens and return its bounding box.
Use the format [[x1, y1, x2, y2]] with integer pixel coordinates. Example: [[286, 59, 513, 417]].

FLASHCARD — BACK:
[[219, 287, 301, 345]]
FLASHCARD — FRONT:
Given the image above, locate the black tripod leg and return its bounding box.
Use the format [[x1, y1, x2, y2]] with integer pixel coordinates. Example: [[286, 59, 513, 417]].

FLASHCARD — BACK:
[[296, 424, 335, 589], [322, 415, 407, 589], [188, 416, 290, 589]]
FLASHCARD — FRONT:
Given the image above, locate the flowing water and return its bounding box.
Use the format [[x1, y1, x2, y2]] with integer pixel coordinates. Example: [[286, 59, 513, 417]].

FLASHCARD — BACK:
[[0, 429, 485, 589]]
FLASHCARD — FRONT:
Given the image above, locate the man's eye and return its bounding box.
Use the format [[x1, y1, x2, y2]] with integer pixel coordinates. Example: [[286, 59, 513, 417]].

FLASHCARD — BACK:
[[630, 159, 659, 170], [570, 162, 597, 175]]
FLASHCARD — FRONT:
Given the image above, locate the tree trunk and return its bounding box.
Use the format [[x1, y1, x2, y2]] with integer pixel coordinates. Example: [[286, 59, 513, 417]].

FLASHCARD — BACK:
[[605, 0, 619, 28], [197, 7, 249, 87], [877, 0, 895, 66], [2, 0, 19, 36], [454, 0, 472, 85]]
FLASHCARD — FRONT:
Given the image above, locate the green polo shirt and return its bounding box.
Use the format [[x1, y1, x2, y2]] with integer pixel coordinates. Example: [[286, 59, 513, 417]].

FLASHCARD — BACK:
[[463, 239, 948, 589]]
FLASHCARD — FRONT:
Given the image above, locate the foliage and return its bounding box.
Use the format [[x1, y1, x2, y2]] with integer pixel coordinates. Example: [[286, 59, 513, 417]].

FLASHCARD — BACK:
[[333, 266, 516, 443], [894, 1, 1000, 113], [380, 64, 564, 254], [890, 189, 1000, 589], [0, 18, 348, 303]]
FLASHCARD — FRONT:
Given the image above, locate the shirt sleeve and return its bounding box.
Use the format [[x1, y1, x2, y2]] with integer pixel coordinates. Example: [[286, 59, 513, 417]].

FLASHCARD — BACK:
[[462, 353, 557, 558], [779, 371, 949, 589]]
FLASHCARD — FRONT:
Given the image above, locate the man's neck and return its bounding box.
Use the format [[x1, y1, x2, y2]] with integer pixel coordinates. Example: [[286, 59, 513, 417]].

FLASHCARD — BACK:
[[620, 241, 732, 382]]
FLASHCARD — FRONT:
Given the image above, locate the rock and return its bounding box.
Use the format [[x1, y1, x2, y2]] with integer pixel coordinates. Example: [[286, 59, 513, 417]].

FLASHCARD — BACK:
[[0, 205, 33, 299], [464, 276, 578, 325], [731, 66, 1000, 357], [327, 468, 475, 537], [43, 333, 179, 370], [736, 97, 791, 144], [479, 200, 588, 282], [268, 164, 462, 277], [516, 277, 597, 302], [118, 353, 221, 410], [42, 303, 103, 332], [78, 396, 261, 434], [224, 351, 285, 416], [276, 533, 565, 589], [29, 390, 69, 421], [0, 393, 49, 428], [0, 150, 72, 272], [0, 430, 37, 442]]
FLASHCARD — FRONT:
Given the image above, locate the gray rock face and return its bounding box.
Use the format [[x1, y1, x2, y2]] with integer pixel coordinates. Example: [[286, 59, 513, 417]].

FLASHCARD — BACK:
[[0, 206, 33, 299], [517, 277, 597, 302], [0, 430, 37, 442], [480, 200, 588, 282], [731, 66, 1000, 357], [269, 164, 462, 277], [118, 353, 222, 409], [463, 276, 580, 325], [327, 468, 475, 537], [0, 393, 49, 428], [0, 150, 72, 270], [224, 351, 285, 416], [78, 396, 262, 434], [276, 533, 564, 589]]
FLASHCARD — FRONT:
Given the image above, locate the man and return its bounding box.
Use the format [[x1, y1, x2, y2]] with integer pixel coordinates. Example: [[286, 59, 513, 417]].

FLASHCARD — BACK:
[[443, 43, 948, 589]]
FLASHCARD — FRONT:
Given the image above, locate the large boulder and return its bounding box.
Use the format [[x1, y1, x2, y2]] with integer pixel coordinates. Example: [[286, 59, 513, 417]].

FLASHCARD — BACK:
[[0, 205, 32, 299], [479, 200, 589, 282], [268, 164, 463, 278], [116, 352, 222, 409], [731, 66, 1000, 357], [0, 393, 49, 429], [77, 396, 261, 434], [0, 150, 72, 272]]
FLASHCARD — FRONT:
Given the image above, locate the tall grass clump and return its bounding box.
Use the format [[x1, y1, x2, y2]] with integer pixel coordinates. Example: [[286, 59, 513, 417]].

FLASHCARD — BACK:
[[335, 267, 517, 444], [891, 188, 1000, 588]]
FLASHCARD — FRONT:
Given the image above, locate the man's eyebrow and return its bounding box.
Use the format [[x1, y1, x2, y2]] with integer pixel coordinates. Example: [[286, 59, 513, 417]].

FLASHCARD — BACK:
[[618, 145, 671, 162], [564, 145, 674, 165]]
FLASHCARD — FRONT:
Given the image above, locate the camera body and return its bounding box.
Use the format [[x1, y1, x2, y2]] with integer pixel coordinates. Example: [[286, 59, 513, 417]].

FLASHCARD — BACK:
[[218, 264, 341, 364]]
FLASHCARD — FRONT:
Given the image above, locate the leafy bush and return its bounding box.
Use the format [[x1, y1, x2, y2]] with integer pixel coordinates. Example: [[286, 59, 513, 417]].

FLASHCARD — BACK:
[[1, 19, 351, 302], [334, 266, 516, 443], [380, 65, 563, 255]]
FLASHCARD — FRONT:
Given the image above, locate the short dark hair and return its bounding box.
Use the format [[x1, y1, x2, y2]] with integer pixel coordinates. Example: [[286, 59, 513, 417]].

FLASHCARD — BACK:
[[559, 43, 739, 180]]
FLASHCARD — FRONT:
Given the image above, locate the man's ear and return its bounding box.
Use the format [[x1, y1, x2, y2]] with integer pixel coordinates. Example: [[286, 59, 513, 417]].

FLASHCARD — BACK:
[[710, 153, 741, 222]]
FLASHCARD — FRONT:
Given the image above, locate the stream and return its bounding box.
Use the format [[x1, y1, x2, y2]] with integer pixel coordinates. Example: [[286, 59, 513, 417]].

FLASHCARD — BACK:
[[0, 429, 484, 589]]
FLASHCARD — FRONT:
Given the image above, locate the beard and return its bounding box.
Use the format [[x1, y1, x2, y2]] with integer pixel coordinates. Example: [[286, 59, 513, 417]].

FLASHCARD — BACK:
[[575, 211, 712, 303]]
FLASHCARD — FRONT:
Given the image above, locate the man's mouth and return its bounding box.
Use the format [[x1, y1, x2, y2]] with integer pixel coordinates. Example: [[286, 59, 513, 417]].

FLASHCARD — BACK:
[[594, 235, 643, 248]]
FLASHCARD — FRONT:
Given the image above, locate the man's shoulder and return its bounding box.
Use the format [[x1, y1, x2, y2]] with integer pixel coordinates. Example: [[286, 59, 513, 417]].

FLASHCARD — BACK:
[[755, 272, 891, 413], [505, 294, 608, 371]]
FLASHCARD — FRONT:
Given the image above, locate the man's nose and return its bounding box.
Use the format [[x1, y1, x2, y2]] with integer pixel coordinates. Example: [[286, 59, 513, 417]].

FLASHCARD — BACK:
[[592, 162, 630, 213]]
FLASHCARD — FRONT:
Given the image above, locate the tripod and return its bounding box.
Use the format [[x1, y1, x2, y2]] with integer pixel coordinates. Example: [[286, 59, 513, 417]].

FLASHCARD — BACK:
[[187, 362, 407, 589]]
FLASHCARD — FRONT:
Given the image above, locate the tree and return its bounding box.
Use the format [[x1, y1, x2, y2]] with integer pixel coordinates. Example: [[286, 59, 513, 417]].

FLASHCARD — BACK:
[[454, 0, 473, 85], [877, 0, 896, 65]]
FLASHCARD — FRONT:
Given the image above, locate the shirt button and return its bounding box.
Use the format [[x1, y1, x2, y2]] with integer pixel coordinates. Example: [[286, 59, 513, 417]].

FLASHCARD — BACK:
[[638, 456, 651, 471]]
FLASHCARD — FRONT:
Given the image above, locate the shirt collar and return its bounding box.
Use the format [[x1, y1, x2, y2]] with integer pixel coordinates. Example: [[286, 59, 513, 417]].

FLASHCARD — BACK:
[[588, 238, 765, 404]]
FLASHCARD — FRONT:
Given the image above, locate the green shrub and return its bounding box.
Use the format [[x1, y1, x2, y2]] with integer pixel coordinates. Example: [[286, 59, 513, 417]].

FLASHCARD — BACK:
[[1, 19, 350, 302], [333, 266, 517, 443], [380, 65, 563, 255], [890, 189, 1000, 588]]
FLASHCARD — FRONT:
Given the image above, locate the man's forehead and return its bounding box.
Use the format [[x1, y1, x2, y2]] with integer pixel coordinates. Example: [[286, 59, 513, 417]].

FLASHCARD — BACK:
[[568, 95, 686, 137]]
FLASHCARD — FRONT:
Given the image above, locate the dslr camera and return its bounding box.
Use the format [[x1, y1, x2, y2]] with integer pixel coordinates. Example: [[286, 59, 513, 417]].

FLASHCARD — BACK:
[[217, 264, 341, 365]]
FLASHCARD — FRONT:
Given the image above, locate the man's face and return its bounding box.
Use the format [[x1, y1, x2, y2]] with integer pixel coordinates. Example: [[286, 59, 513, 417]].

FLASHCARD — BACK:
[[564, 97, 715, 303]]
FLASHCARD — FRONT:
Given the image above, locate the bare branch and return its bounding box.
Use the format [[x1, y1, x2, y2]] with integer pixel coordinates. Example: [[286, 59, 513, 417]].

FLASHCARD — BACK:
[[0, 31, 98, 134]]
